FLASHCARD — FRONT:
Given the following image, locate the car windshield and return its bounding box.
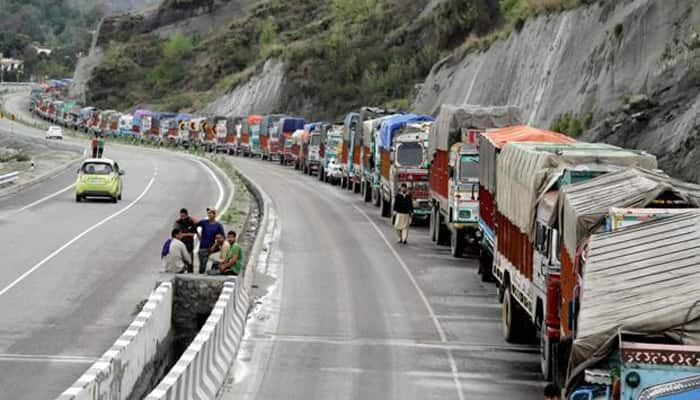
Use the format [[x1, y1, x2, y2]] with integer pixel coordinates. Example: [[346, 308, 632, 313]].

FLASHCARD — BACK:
[[459, 155, 479, 182], [396, 142, 423, 166], [310, 135, 321, 146], [82, 162, 113, 175]]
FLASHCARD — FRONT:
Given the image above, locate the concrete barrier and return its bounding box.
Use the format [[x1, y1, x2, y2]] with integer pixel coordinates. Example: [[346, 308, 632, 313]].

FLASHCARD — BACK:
[[56, 281, 173, 400], [145, 161, 272, 399]]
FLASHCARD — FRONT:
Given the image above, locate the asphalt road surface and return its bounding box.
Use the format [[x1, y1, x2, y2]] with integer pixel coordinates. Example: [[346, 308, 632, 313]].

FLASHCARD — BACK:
[[224, 156, 544, 400], [0, 92, 232, 399]]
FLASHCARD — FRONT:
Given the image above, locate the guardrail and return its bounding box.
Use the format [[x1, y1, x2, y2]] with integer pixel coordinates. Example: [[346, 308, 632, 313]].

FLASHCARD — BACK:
[[0, 171, 19, 186]]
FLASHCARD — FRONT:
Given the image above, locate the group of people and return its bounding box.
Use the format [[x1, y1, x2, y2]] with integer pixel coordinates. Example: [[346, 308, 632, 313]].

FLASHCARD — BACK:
[[90, 134, 106, 158], [162, 208, 244, 276]]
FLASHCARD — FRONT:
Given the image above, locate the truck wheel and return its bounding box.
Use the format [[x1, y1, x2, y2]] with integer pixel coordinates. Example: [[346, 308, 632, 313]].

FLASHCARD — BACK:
[[363, 182, 372, 202], [372, 188, 381, 207], [540, 321, 554, 381], [279, 155, 284, 165], [341, 177, 347, 189], [381, 195, 391, 218], [479, 251, 495, 282], [354, 181, 361, 194], [429, 209, 437, 242], [502, 285, 531, 343], [436, 216, 450, 246], [450, 230, 464, 258]]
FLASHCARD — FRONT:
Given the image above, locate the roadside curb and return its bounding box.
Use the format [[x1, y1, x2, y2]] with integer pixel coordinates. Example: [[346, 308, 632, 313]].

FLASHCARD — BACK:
[[0, 156, 82, 201]]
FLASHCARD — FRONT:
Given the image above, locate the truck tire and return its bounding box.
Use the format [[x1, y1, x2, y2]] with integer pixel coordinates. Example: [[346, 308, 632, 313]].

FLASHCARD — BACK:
[[372, 188, 381, 207], [479, 251, 495, 282], [354, 181, 361, 194], [429, 208, 438, 242], [363, 182, 372, 202], [502, 285, 531, 343], [436, 216, 450, 246], [381, 195, 391, 218], [540, 320, 554, 381], [450, 230, 465, 258], [341, 177, 347, 189]]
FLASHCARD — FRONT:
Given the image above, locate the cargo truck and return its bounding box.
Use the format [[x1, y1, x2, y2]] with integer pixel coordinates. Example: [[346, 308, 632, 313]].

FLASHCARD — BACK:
[[214, 116, 238, 154], [492, 142, 657, 383], [428, 105, 522, 258], [360, 114, 397, 203], [564, 213, 700, 399], [279, 117, 306, 165], [478, 126, 574, 281], [320, 125, 344, 183], [547, 168, 700, 386], [308, 123, 330, 176], [241, 115, 262, 157], [373, 114, 434, 219], [353, 108, 395, 195], [340, 113, 360, 190], [299, 123, 320, 174], [260, 114, 286, 160]]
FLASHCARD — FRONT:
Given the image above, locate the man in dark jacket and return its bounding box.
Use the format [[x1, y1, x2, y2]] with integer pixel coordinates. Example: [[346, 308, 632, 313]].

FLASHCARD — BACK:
[[393, 183, 413, 244], [173, 208, 197, 273]]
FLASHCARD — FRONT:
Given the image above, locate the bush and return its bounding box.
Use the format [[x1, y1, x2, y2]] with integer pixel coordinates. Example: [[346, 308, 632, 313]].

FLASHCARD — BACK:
[[550, 112, 592, 137]]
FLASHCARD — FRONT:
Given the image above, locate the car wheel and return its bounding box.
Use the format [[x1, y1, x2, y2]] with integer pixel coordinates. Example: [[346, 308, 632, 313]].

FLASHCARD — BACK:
[[118, 192, 122, 201], [111, 196, 118, 203], [75, 194, 82, 202]]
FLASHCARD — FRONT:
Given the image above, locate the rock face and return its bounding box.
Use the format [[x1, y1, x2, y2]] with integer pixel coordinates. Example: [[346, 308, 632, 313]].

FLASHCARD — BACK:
[[413, 0, 700, 182], [200, 59, 286, 117]]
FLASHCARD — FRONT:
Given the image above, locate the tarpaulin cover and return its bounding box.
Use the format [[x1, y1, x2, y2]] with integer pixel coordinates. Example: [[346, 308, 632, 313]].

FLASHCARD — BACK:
[[175, 113, 192, 122], [480, 126, 575, 193], [552, 168, 700, 259], [133, 109, 153, 119], [379, 114, 433, 150], [362, 115, 397, 146], [429, 104, 523, 157], [281, 118, 306, 134], [567, 213, 700, 390], [496, 142, 657, 238], [343, 113, 360, 141]]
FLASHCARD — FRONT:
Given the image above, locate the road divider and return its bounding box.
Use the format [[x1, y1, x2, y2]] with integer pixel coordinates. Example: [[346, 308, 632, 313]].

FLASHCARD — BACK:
[[57, 281, 173, 400], [0, 171, 19, 185]]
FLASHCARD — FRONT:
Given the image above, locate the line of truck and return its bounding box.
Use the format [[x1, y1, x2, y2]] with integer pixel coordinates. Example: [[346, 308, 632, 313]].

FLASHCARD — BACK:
[[28, 81, 700, 399]]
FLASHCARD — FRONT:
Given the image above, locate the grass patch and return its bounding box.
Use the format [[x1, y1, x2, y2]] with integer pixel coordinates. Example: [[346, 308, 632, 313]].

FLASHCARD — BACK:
[[550, 112, 592, 137]]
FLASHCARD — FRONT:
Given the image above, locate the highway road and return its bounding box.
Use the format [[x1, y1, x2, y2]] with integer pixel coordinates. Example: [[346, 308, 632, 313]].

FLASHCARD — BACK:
[[224, 156, 544, 400], [0, 92, 233, 399]]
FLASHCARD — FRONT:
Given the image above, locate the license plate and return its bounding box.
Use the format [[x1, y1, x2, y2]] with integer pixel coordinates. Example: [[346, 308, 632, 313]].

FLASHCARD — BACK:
[[89, 178, 103, 184]]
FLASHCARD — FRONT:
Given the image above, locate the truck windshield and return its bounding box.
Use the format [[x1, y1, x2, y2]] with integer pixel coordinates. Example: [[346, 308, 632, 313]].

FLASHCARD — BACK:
[[250, 125, 260, 137], [310, 135, 321, 146], [396, 142, 423, 167], [459, 155, 479, 182]]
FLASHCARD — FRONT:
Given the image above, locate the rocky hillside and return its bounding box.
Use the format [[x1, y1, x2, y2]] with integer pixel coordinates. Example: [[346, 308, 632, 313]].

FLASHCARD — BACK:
[[413, 0, 700, 183]]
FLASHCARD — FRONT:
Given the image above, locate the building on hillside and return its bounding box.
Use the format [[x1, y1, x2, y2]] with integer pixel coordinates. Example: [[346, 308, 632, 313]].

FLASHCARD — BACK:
[[32, 45, 53, 56], [0, 53, 25, 82]]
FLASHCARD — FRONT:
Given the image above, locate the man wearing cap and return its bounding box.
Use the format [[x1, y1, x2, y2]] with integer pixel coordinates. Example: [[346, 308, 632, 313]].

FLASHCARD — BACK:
[[196, 208, 225, 274], [173, 208, 197, 273]]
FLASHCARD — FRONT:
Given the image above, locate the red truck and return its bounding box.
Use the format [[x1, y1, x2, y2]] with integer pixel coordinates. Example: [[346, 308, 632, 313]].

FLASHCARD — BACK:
[[260, 114, 286, 160], [278, 117, 306, 165], [491, 140, 656, 383]]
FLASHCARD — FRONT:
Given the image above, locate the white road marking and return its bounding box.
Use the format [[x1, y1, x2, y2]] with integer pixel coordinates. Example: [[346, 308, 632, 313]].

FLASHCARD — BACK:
[[194, 158, 226, 212], [14, 183, 75, 214], [0, 168, 158, 297], [353, 204, 466, 400], [0, 353, 97, 364]]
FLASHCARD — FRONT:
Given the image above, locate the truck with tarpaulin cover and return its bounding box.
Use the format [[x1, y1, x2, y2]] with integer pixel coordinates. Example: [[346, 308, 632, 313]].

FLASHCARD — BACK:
[[355, 108, 395, 195], [214, 116, 238, 154], [50, 100, 63, 123], [66, 103, 82, 130], [493, 142, 657, 382], [563, 212, 700, 399], [79, 107, 97, 132], [260, 114, 286, 160], [319, 124, 344, 183], [340, 112, 360, 190], [151, 112, 176, 144], [199, 117, 217, 152], [361, 115, 397, 202], [173, 114, 192, 146], [278, 117, 306, 165], [299, 123, 321, 175], [131, 110, 153, 140], [373, 114, 434, 219], [118, 114, 133, 137], [240, 115, 262, 157], [547, 167, 700, 386], [98, 110, 119, 136], [478, 126, 575, 281], [428, 105, 522, 258], [187, 117, 207, 148], [291, 129, 306, 169]]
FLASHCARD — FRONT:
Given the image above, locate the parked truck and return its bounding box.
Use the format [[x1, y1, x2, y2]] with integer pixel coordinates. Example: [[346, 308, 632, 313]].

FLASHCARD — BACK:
[[492, 142, 657, 384], [428, 105, 522, 258], [279, 117, 306, 165], [352, 108, 395, 195], [360, 114, 397, 203], [340, 113, 360, 190], [478, 126, 575, 282], [563, 212, 700, 399], [242, 115, 263, 157], [372, 114, 434, 219], [547, 167, 700, 386], [319, 125, 344, 183], [298, 123, 320, 174], [215, 116, 238, 154], [260, 114, 286, 160]]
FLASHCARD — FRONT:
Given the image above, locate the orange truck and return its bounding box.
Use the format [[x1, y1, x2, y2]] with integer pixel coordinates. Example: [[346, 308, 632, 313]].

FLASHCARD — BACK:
[[241, 115, 262, 157]]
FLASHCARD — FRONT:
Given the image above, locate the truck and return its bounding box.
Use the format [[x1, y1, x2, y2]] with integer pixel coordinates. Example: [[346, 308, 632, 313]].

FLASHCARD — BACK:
[[478, 125, 575, 281], [151, 112, 176, 144], [428, 105, 523, 258], [278, 117, 306, 165], [492, 142, 657, 384], [319, 125, 344, 183], [290, 129, 306, 170], [240, 115, 262, 157], [351, 108, 396, 195], [563, 212, 700, 399], [547, 167, 700, 386], [79, 107, 97, 132], [260, 114, 286, 160], [213, 116, 238, 154], [340, 113, 360, 190], [372, 114, 434, 219], [360, 115, 396, 202], [118, 114, 134, 137]]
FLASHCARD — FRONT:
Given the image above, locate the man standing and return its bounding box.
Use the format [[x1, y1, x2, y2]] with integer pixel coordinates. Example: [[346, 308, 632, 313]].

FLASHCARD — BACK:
[[174, 208, 197, 273], [393, 183, 413, 244], [210, 230, 244, 276], [90, 134, 98, 158], [97, 135, 105, 158], [197, 208, 225, 274], [162, 229, 192, 273]]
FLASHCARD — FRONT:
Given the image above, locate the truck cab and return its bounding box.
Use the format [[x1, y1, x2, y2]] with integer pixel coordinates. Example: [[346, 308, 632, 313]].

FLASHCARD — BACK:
[[447, 142, 481, 239], [388, 123, 432, 220], [322, 129, 344, 184]]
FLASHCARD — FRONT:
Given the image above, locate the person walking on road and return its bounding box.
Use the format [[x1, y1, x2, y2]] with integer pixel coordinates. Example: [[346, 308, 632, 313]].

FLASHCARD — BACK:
[[197, 208, 225, 274], [162, 228, 192, 273], [393, 183, 413, 244], [544, 383, 560, 400], [97, 135, 105, 158], [90, 135, 99, 158], [209, 230, 244, 276], [174, 208, 197, 273]]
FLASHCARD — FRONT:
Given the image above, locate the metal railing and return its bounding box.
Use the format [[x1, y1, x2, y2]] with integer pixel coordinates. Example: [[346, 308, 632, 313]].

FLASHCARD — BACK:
[[0, 171, 19, 186]]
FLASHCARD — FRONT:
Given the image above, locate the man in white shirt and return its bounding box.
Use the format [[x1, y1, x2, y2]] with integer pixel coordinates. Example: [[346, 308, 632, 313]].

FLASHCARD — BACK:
[[163, 228, 192, 273]]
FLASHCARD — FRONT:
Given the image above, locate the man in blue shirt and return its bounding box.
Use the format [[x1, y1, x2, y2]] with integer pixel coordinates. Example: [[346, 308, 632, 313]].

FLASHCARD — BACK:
[[197, 208, 225, 273]]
